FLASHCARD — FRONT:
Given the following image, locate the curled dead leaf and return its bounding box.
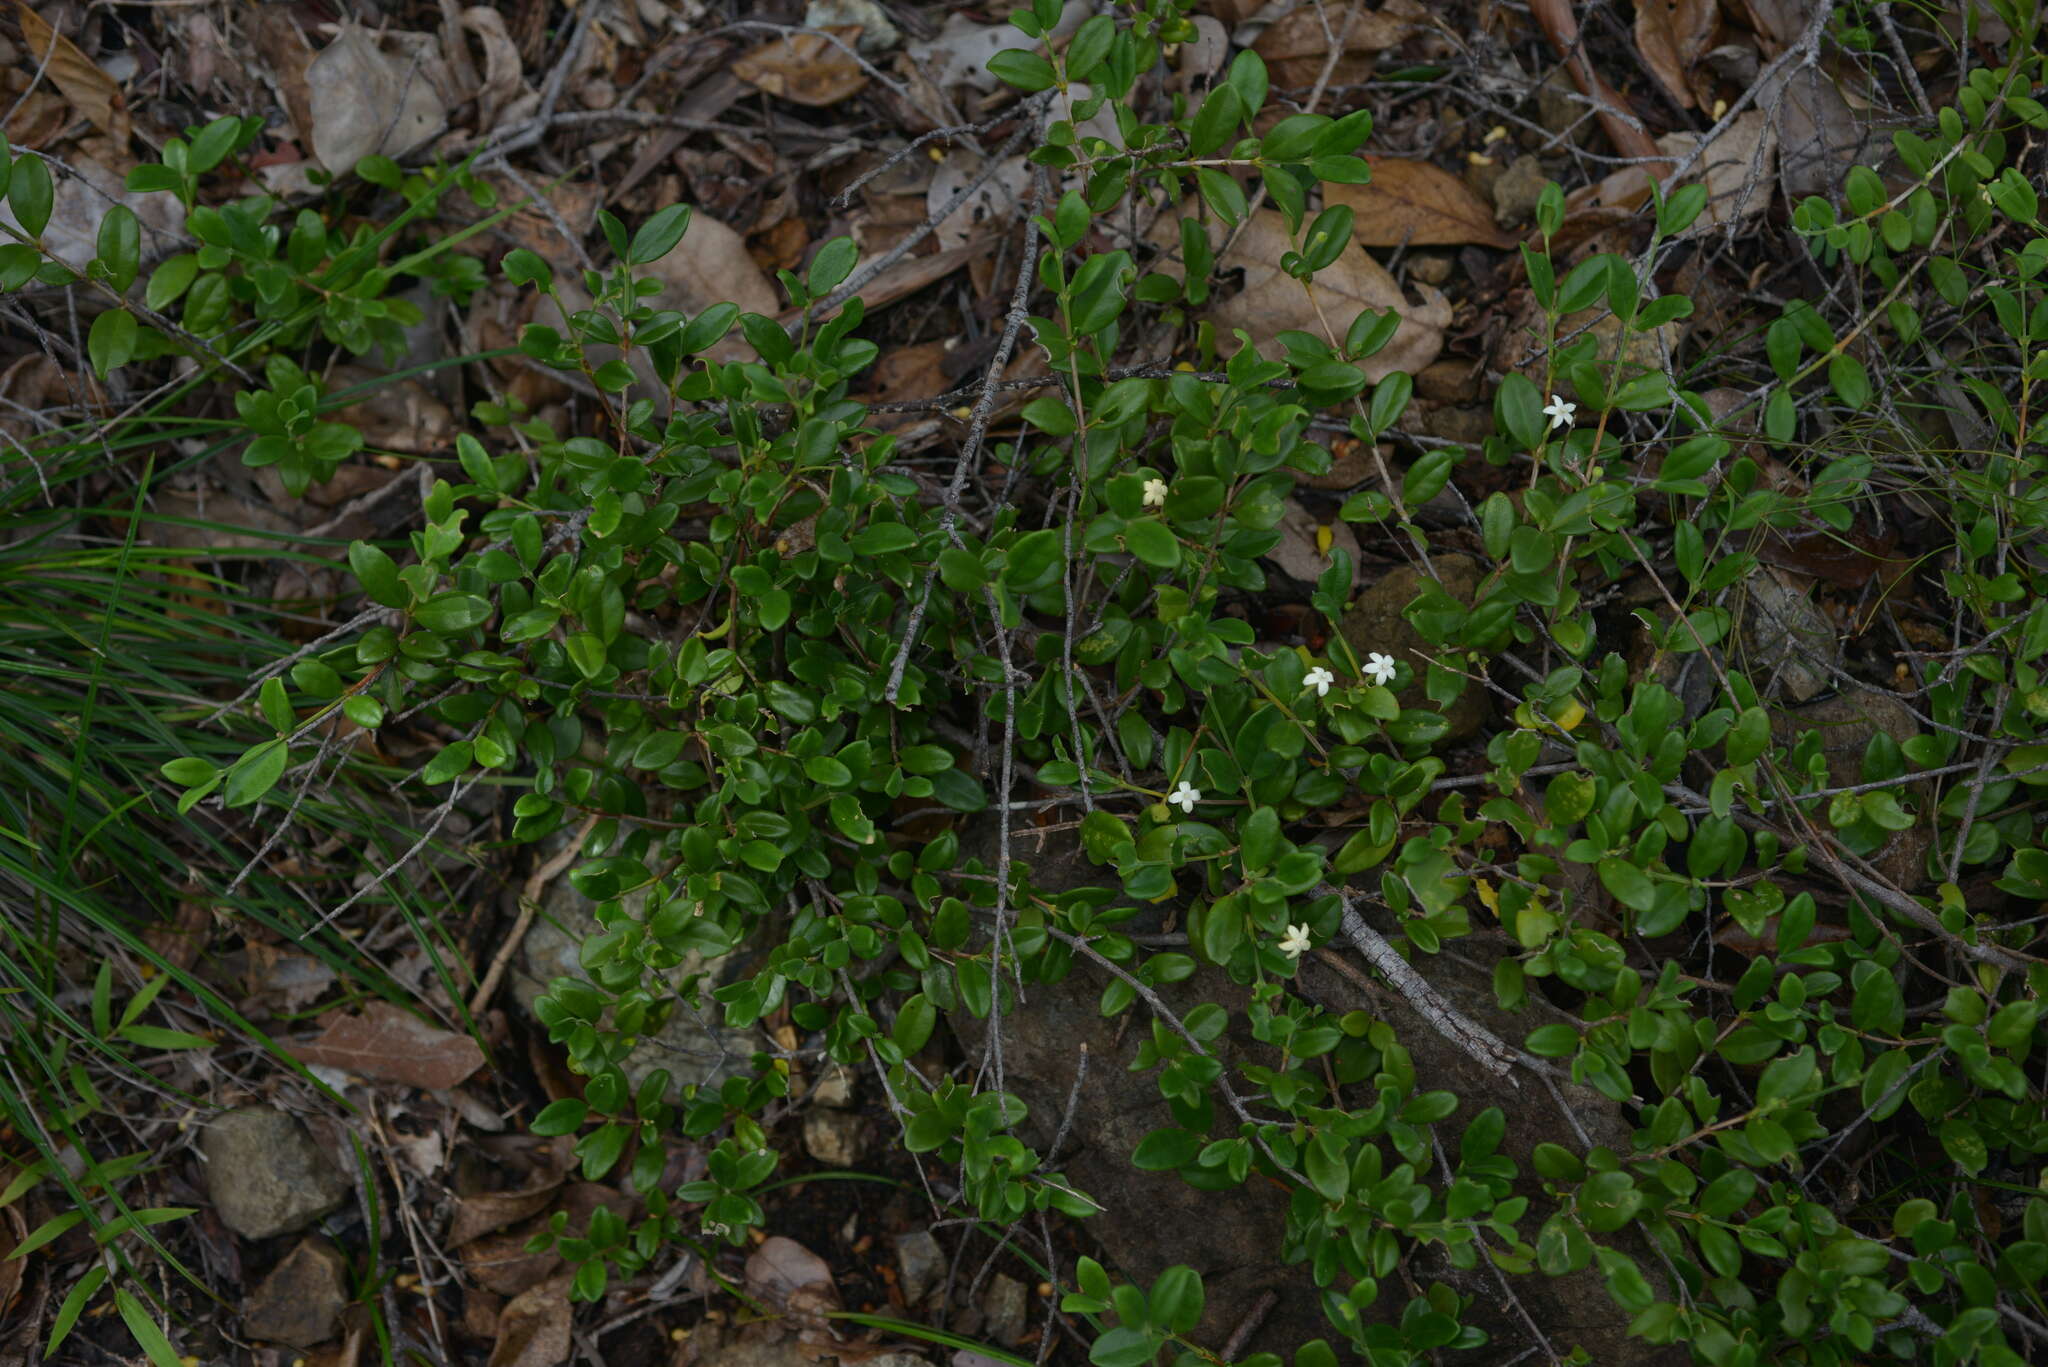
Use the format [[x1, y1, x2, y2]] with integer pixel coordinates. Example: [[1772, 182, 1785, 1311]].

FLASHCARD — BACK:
[[15, 6, 129, 142], [487, 1275, 573, 1367], [1634, 0, 1722, 110], [733, 28, 868, 107], [306, 24, 453, 174], [1330, 158, 1515, 248]]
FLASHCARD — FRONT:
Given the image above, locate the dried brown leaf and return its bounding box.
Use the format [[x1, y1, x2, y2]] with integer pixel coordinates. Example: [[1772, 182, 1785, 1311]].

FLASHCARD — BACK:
[[1329, 158, 1514, 248], [447, 1157, 569, 1249], [1267, 500, 1362, 589], [15, 5, 129, 141], [1206, 209, 1449, 380], [745, 1235, 839, 1313], [305, 24, 452, 174], [487, 1275, 572, 1367], [1634, 0, 1721, 109], [733, 28, 868, 107], [289, 1001, 484, 1091], [1252, 3, 1414, 89]]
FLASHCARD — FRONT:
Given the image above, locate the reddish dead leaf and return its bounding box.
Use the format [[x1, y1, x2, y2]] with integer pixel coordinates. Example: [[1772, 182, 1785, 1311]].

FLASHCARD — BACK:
[[732, 28, 867, 107], [1252, 3, 1416, 89], [448, 1153, 569, 1249], [1754, 523, 1912, 594], [1330, 158, 1515, 248], [1634, 0, 1721, 110], [487, 1274, 572, 1367], [15, 5, 129, 142], [289, 1001, 484, 1090]]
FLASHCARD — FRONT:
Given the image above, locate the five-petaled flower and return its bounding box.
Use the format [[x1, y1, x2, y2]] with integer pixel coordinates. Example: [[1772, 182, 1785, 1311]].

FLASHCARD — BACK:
[[1279, 924, 1313, 959], [1142, 478, 1170, 507], [1363, 651, 1397, 686], [1304, 666, 1335, 698], [1167, 780, 1201, 813], [1543, 394, 1577, 430]]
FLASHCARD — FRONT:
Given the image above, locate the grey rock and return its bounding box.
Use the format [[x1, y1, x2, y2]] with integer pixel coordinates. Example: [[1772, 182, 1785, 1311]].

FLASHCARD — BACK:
[[1339, 554, 1490, 742], [802, 1108, 867, 1167], [805, 0, 901, 52], [1774, 686, 1931, 889], [983, 1274, 1028, 1347], [202, 1107, 350, 1240], [243, 1236, 349, 1346], [1735, 571, 1840, 702], [950, 830, 1681, 1366], [513, 830, 762, 1104], [1492, 155, 1549, 227], [895, 1228, 944, 1306]]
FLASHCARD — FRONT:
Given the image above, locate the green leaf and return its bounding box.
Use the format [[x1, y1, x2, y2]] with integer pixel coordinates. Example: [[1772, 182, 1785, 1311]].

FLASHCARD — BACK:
[[9, 154, 52, 238], [1828, 352, 1870, 410], [114, 1290, 180, 1367], [1148, 1266, 1204, 1335], [45, 1263, 107, 1360], [1123, 519, 1181, 569], [87, 309, 138, 377], [348, 541, 407, 608], [805, 756, 854, 787], [808, 235, 858, 295], [1597, 857, 1656, 912], [415, 593, 491, 633], [630, 204, 693, 263], [95, 205, 140, 291], [987, 48, 1057, 92], [223, 740, 288, 808], [532, 1098, 588, 1135], [893, 994, 937, 1054], [1132, 1127, 1201, 1169], [145, 253, 199, 310]]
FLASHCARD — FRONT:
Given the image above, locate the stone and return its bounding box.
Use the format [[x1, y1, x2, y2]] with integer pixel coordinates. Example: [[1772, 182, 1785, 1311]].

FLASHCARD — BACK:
[[202, 1107, 350, 1240], [982, 1274, 1028, 1347], [1415, 359, 1479, 404], [512, 829, 763, 1105], [1339, 554, 1490, 742], [946, 828, 1681, 1365], [1733, 570, 1840, 702], [802, 1108, 867, 1167], [1418, 404, 1492, 447], [1774, 686, 1931, 889], [1406, 252, 1453, 286], [809, 1063, 857, 1108], [1492, 155, 1549, 227], [243, 1236, 349, 1347], [895, 1228, 944, 1306]]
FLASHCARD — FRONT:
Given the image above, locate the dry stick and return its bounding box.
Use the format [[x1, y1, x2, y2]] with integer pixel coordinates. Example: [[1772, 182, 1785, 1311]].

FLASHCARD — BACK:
[[883, 122, 1049, 704], [1320, 886, 1520, 1081], [469, 811, 602, 1014], [1219, 1291, 1279, 1363], [810, 105, 1048, 328], [1526, 0, 1671, 175], [1664, 778, 2034, 974]]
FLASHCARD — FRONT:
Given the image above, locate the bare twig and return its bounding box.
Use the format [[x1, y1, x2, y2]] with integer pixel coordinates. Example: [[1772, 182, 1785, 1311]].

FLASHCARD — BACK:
[[469, 812, 600, 1014]]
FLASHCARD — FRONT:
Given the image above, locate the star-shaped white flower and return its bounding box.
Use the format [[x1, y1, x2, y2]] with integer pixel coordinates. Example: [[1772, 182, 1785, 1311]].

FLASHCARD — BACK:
[[1167, 780, 1201, 813], [1543, 394, 1577, 430], [1363, 651, 1397, 686], [1142, 477, 1170, 507], [1303, 666, 1335, 698], [1278, 924, 1312, 959]]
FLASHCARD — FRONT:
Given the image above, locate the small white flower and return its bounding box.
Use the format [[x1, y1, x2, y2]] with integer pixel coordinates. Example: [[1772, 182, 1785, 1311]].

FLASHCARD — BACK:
[[1303, 666, 1335, 698], [1167, 780, 1201, 813], [1363, 651, 1397, 686], [1279, 924, 1313, 959], [1142, 477, 1170, 507], [1543, 394, 1577, 430]]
